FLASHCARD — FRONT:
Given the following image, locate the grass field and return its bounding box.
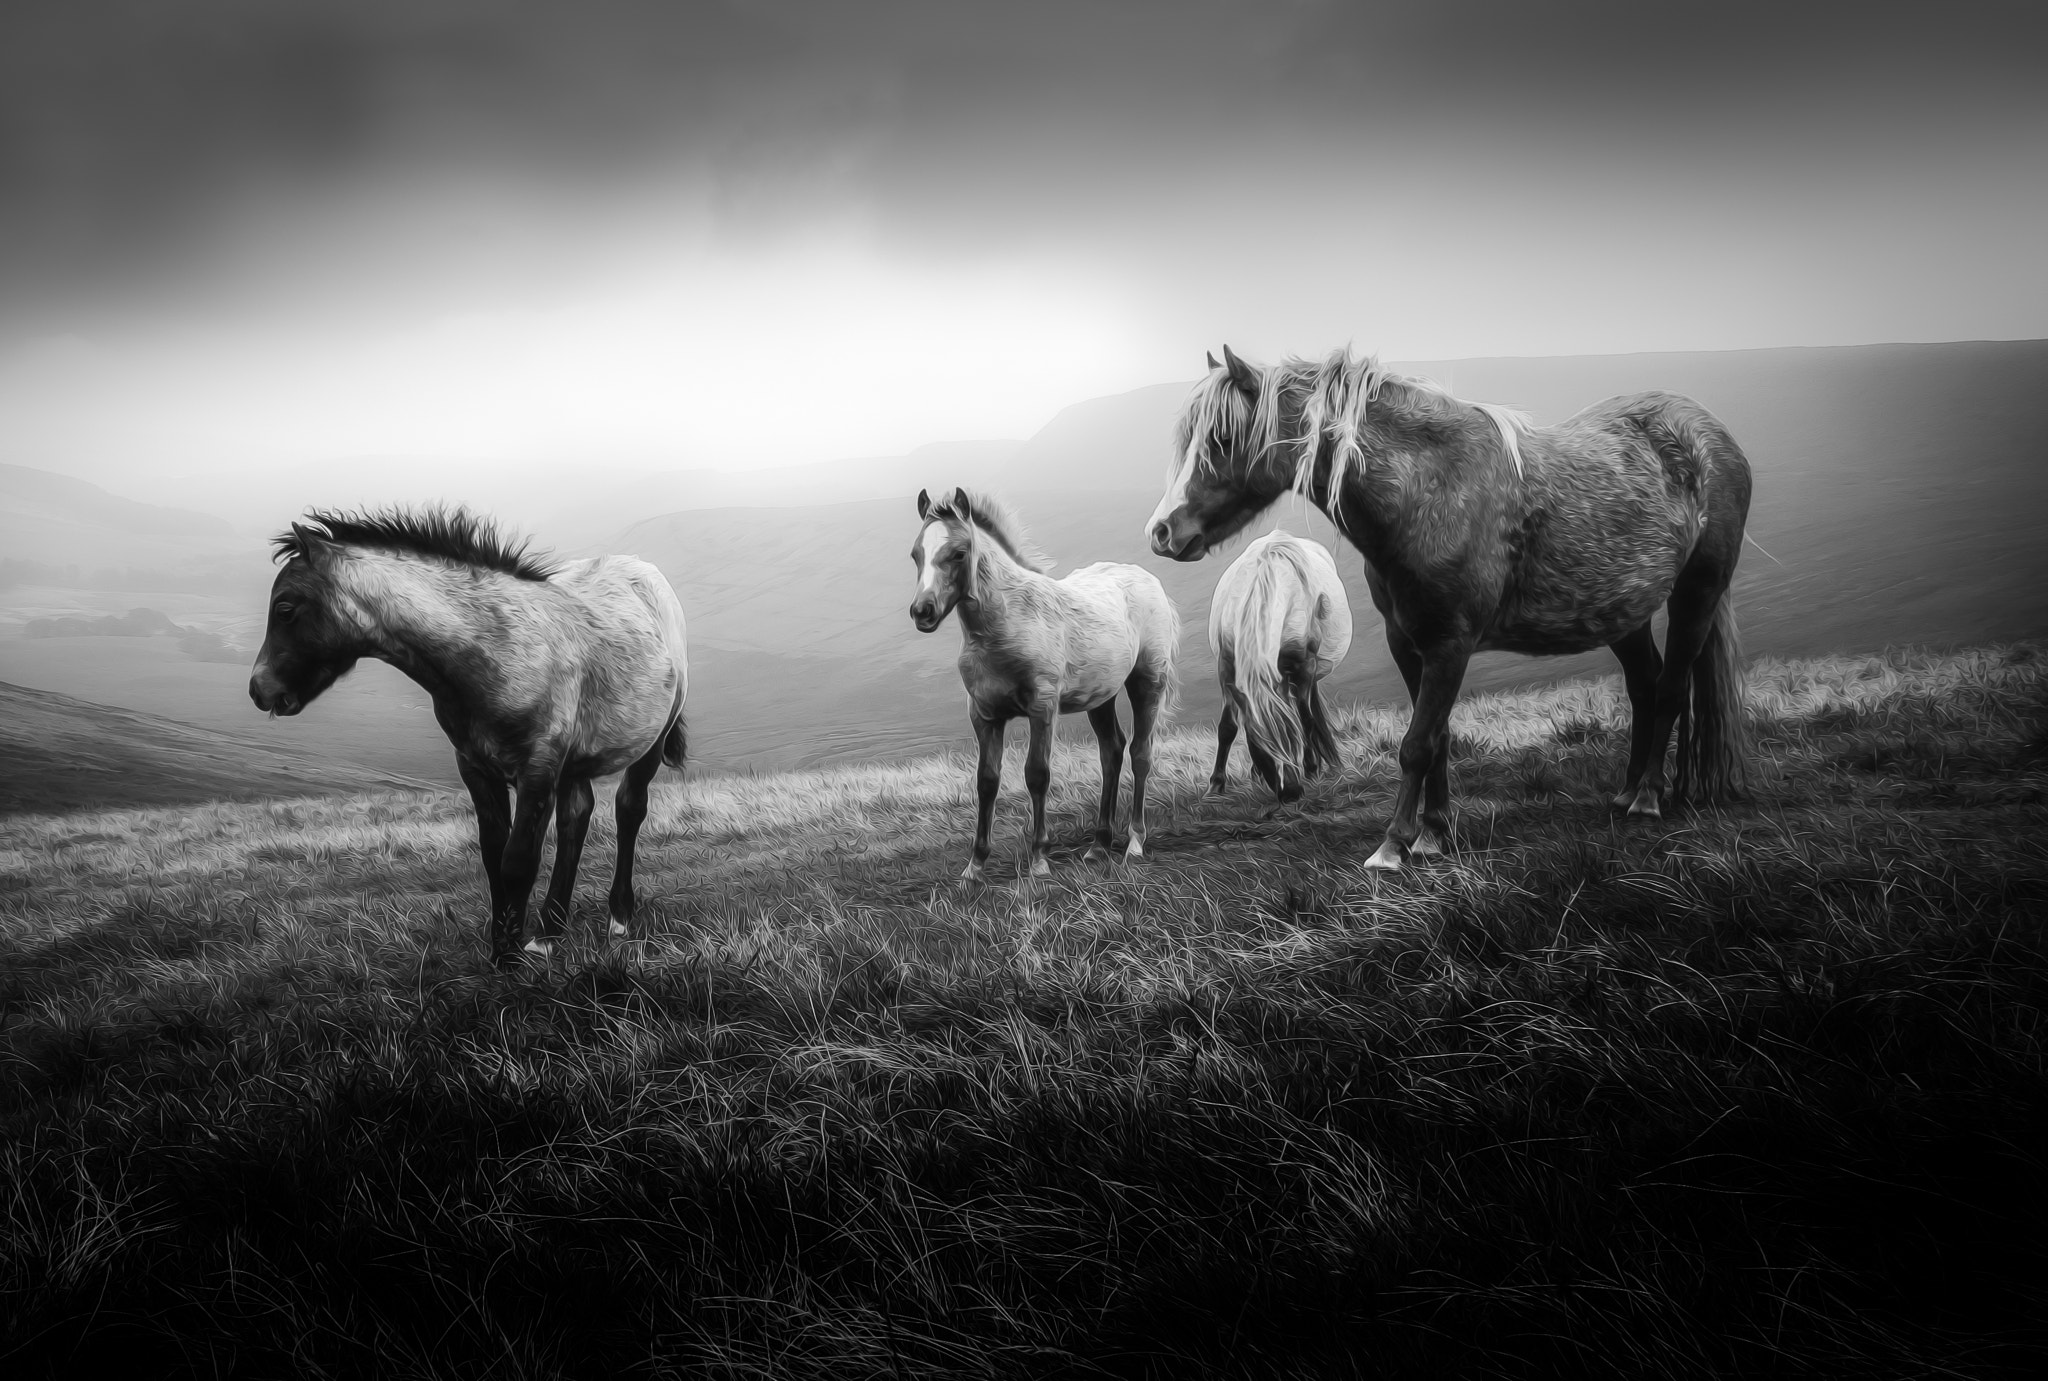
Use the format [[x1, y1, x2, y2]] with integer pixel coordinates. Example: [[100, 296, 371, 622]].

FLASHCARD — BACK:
[[4, 645, 2046, 1378]]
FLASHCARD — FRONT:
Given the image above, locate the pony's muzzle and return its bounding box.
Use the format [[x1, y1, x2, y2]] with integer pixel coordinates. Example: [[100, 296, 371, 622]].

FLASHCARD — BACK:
[[1150, 516, 1207, 561], [908, 597, 941, 633], [248, 672, 301, 716]]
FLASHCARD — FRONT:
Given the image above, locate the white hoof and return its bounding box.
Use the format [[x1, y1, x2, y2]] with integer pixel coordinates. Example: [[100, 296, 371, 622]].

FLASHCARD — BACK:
[[1362, 841, 1405, 872], [607, 918, 630, 938], [1082, 845, 1110, 865], [1409, 831, 1445, 858], [1030, 856, 1052, 878], [1626, 791, 1663, 820], [960, 860, 985, 885], [1123, 837, 1146, 862], [521, 937, 555, 958]]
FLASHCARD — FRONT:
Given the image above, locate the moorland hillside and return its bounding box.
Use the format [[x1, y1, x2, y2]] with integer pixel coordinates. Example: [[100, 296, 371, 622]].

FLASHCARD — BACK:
[[3, 645, 2044, 1376]]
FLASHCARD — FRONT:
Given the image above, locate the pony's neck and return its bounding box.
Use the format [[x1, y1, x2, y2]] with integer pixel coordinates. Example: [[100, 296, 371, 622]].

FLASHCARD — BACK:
[[332, 550, 513, 698], [955, 528, 1037, 641]]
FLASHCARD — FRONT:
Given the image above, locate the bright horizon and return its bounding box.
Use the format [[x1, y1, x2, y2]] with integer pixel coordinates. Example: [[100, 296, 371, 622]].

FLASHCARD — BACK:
[[3, 1, 2043, 486]]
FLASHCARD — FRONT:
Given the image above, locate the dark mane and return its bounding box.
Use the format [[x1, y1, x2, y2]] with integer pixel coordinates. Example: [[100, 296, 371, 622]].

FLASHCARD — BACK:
[[272, 505, 556, 581], [927, 489, 1050, 573]]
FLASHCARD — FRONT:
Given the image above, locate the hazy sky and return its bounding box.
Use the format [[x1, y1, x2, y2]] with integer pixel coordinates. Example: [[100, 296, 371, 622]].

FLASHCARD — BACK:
[[2, 0, 2042, 479]]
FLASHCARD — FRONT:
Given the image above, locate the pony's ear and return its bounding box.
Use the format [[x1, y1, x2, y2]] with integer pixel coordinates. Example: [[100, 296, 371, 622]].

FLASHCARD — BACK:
[[1221, 344, 1259, 399], [952, 488, 974, 524], [1206, 350, 1221, 371], [916, 488, 931, 519], [290, 522, 338, 572]]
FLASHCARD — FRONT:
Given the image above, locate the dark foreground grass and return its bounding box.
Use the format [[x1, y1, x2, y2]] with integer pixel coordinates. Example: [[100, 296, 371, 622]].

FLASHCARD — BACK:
[[3, 645, 2047, 1378]]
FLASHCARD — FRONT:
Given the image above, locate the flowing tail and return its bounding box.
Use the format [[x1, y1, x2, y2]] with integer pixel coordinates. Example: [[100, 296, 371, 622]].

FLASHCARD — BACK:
[[1226, 545, 1311, 779], [661, 714, 688, 772], [1673, 590, 1749, 802]]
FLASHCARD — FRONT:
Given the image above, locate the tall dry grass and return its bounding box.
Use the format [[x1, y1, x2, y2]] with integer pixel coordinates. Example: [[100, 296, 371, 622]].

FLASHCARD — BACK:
[[2, 645, 2045, 1378]]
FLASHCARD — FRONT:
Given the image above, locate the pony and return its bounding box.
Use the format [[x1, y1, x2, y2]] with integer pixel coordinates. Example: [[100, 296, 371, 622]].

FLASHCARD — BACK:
[[1206, 530, 1353, 802], [1148, 346, 1753, 870], [248, 507, 688, 965], [909, 487, 1179, 881]]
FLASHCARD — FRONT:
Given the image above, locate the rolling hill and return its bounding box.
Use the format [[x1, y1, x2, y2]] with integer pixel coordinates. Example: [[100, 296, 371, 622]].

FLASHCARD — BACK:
[[0, 680, 440, 813]]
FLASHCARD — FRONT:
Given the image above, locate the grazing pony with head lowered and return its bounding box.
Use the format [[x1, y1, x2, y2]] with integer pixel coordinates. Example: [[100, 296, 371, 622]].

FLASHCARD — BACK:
[[910, 487, 1179, 881], [1149, 346, 1753, 870], [1207, 530, 1353, 803], [249, 507, 688, 965]]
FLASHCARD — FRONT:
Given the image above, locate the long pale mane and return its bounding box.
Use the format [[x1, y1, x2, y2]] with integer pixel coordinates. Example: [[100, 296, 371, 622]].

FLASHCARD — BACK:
[[1295, 348, 1528, 515], [1179, 349, 1529, 520], [927, 489, 1050, 573]]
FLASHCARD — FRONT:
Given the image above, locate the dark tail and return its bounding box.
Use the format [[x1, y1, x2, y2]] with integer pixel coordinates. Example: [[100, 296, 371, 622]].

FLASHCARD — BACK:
[[1673, 591, 1749, 803], [661, 715, 687, 772]]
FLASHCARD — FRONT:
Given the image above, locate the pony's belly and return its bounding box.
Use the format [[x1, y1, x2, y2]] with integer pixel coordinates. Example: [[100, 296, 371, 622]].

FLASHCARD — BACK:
[[1485, 583, 1671, 654]]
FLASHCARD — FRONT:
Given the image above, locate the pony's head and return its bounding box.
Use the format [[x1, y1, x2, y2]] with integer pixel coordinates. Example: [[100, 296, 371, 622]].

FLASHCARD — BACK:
[[1147, 346, 1299, 561], [909, 487, 1046, 631], [249, 521, 365, 715]]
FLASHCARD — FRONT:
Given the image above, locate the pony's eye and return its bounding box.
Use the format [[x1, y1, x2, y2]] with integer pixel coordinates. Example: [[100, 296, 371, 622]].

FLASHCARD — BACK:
[[273, 601, 298, 621]]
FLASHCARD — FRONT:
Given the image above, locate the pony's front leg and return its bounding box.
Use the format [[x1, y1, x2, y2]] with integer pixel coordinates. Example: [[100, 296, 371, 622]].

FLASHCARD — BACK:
[[532, 774, 594, 952], [495, 772, 558, 966], [1083, 700, 1126, 864], [1023, 706, 1055, 877], [1381, 620, 1449, 857], [456, 755, 511, 925], [1208, 702, 1238, 795], [964, 711, 1006, 884], [608, 736, 665, 939], [1367, 644, 1471, 871]]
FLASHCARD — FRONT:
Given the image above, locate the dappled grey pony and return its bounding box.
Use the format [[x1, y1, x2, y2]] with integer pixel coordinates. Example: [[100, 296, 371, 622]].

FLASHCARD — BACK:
[[249, 508, 688, 965], [1149, 347, 1753, 870], [1208, 530, 1352, 803], [910, 487, 1179, 881]]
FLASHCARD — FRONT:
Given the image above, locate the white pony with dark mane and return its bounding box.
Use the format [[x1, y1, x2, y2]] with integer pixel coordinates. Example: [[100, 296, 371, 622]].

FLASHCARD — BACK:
[[909, 487, 1179, 881], [1207, 531, 1352, 802]]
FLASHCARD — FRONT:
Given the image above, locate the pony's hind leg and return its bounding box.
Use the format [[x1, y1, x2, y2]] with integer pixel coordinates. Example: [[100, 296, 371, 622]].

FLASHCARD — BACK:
[[1627, 577, 1725, 819], [1084, 700, 1126, 864], [607, 737, 666, 939], [534, 774, 595, 949], [963, 710, 1006, 884], [1209, 702, 1238, 795], [1608, 622, 1662, 809], [1299, 678, 1341, 780], [1124, 673, 1165, 860], [1238, 711, 1292, 801]]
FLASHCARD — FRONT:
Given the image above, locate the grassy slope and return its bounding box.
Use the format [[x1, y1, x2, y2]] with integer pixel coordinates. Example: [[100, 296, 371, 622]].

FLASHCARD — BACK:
[[3, 647, 2046, 1377]]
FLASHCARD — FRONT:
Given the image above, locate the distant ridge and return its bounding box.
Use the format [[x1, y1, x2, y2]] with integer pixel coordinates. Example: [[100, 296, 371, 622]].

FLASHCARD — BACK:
[[0, 681, 441, 815]]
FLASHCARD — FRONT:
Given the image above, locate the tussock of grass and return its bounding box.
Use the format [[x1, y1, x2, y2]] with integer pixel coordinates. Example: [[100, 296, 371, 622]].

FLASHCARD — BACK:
[[3, 645, 2046, 1378]]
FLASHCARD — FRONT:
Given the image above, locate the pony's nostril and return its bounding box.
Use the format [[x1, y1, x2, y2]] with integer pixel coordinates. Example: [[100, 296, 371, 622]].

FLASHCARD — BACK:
[[1150, 522, 1171, 550]]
